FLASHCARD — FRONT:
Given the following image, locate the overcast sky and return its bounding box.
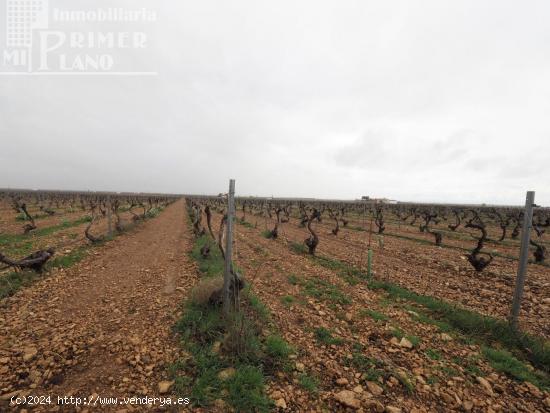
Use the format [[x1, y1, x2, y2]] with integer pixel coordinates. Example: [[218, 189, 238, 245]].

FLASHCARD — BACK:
[[1, 0, 549, 205]]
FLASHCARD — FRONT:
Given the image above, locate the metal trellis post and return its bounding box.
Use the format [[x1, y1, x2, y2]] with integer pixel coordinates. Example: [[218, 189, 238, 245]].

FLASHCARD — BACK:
[[509, 191, 535, 330], [223, 179, 236, 316]]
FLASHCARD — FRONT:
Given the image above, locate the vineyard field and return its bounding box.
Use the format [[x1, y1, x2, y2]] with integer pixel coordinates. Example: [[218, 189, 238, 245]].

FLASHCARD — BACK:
[[0, 190, 549, 412]]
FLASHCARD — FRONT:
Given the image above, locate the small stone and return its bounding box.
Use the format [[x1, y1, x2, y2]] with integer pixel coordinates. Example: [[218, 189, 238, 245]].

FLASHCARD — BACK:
[[352, 385, 363, 394], [363, 400, 384, 412], [399, 337, 413, 349], [440, 333, 453, 341], [23, 347, 38, 362], [366, 381, 384, 396], [334, 390, 360, 409], [271, 390, 283, 399], [476, 376, 493, 396], [441, 392, 454, 404], [385, 406, 402, 413], [336, 377, 349, 386], [462, 400, 474, 412], [29, 369, 42, 384], [295, 362, 305, 372], [388, 376, 399, 386], [275, 398, 287, 409], [218, 367, 236, 380], [158, 381, 173, 394], [345, 312, 353, 321], [129, 336, 140, 346]]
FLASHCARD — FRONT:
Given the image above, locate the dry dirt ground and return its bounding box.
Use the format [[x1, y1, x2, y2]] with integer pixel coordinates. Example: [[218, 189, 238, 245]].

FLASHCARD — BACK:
[[0, 202, 141, 274], [0, 205, 90, 236], [1, 201, 549, 412], [254, 213, 550, 339], [210, 210, 550, 413], [0, 200, 196, 412]]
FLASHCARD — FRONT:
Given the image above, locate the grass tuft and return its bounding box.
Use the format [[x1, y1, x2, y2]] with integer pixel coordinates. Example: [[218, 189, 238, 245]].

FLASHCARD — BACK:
[[314, 327, 343, 346], [239, 220, 255, 229], [367, 279, 550, 376], [261, 230, 273, 239], [482, 347, 550, 389], [345, 350, 386, 382], [0, 270, 38, 299], [226, 366, 272, 412], [145, 207, 163, 219], [362, 309, 388, 322], [191, 235, 223, 277], [298, 373, 319, 394], [171, 212, 290, 409], [300, 277, 351, 306], [281, 295, 295, 306], [265, 335, 293, 361], [48, 247, 87, 269], [0, 216, 92, 257], [425, 348, 442, 361], [243, 286, 270, 321], [289, 242, 308, 254], [287, 274, 299, 285]]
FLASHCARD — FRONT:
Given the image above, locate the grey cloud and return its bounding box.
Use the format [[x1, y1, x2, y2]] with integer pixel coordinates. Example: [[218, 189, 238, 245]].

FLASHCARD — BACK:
[[333, 130, 392, 168], [1, 0, 549, 205]]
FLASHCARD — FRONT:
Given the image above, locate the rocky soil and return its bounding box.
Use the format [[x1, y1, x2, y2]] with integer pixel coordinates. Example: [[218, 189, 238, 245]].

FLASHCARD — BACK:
[[1, 201, 548, 412], [0, 200, 196, 412], [256, 213, 550, 339], [219, 211, 550, 412]]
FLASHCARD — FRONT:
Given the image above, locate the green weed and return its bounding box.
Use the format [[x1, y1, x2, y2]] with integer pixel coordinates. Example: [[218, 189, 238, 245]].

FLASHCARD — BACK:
[[314, 327, 343, 346]]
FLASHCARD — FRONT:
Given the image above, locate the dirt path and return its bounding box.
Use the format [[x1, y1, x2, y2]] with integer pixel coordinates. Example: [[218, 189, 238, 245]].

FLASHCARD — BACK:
[[0, 200, 196, 412]]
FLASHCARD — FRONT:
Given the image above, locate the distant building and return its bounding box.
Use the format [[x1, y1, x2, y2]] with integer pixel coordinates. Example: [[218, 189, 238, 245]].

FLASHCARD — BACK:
[[359, 196, 397, 204]]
